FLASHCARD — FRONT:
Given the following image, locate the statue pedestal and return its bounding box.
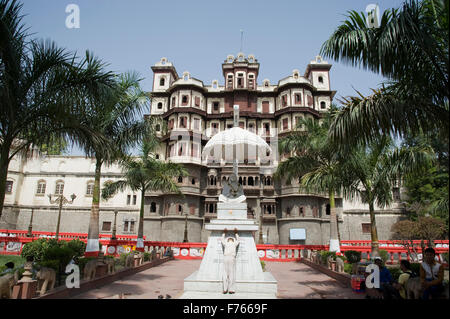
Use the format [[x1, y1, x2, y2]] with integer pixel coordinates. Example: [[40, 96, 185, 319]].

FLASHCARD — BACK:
[[180, 201, 277, 299]]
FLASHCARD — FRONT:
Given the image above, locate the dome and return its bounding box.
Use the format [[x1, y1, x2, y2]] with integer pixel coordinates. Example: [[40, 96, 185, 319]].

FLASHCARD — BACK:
[[202, 127, 271, 160]]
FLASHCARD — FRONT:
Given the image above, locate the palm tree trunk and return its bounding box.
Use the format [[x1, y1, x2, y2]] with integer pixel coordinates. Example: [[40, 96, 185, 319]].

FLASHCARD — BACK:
[[85, 157, 102, 257], [136, 188, 145, 252], [0, 142, 12, 220], [369, 201, 380, 257], [329, 190, 340, 252]]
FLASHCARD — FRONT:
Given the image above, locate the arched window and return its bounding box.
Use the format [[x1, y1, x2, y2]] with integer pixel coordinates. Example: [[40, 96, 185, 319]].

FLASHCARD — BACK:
[[86, 181, 94, 196], [160, 77, 165, 86], [157, 102, 163, 109], [155, 124, 161, 131], [55, 181, 64, 195], [150, 202, 157, 213], [318, 76, 323, 83], [36, 180, 46, 195], [5, 180, 13, 194], [191, 178, 196, 185], [320, 101, 326, 109], [178, 176, 183, 183], [248, 177, 254, 186]]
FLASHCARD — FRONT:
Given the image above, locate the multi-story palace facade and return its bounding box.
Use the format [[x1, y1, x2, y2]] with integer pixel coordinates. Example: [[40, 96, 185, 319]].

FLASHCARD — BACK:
[[1, 54, 406, 245]]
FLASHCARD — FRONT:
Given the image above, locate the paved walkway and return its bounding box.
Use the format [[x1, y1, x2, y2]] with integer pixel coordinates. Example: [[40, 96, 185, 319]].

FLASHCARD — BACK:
[[75, 259, 363, 299]]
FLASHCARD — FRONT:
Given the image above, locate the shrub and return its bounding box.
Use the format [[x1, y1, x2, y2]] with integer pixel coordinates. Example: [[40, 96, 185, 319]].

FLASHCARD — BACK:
[[319, 251, 336, 264], [39, 260, 60, 271], [43, 246, 74, 268], [260, 260, 266, 272], [442, 252, 449, 264], [378, 250, 389, 263], [387, 266, 402, 281], [77, 257, 97, 273], [64, 239, 86, 258], [344, 263, 353, 274], [118, 253, 130, 267], [21, 238, 59, 262], [344, 250, 361, 264], [143, 252, 151, 262]]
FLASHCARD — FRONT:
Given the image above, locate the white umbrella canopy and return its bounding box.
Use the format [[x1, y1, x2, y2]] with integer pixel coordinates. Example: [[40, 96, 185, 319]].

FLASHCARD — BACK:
[[202, 127, 271, 162]]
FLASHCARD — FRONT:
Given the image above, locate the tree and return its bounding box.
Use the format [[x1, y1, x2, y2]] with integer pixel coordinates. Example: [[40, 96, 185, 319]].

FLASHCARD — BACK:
[[391, 217, 447, 260], [0, 0, 115, 218], [343, 135, 433, 257], [275, 109, 348, 252], [81, 72, 150, 257], [320, 0, 449, 147], [402, 129, 449, 232], [101, 136, 187, 251]]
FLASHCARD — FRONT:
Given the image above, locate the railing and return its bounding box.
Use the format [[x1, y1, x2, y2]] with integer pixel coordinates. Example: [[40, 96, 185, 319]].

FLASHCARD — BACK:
[[1, 229, 448, 265]]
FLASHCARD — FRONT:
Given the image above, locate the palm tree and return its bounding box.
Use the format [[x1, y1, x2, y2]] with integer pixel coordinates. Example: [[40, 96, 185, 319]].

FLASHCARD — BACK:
[[102, 137, 187, 251], [0, 0, 115, 217], [320, 0, 449, 146], [342, 135, 433, 257], [275, 110, 348, 252], [81, 72, 151, 256]]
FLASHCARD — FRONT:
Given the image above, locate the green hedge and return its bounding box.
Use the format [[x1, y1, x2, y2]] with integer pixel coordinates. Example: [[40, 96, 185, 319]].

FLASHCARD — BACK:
[[344, 250, 361, 264]]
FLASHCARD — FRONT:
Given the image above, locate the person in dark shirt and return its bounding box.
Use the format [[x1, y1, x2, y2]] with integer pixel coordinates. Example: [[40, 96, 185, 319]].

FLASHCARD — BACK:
[[374, 257, 397, 299]]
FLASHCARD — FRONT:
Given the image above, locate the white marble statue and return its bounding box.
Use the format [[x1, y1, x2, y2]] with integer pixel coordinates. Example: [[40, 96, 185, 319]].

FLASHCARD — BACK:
[[221, 228, 240, 294]]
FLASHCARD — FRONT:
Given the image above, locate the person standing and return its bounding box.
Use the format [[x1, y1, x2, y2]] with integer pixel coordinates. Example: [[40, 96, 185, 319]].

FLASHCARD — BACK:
[[221, 228, 240, 294], [420, 247, 444, 299]]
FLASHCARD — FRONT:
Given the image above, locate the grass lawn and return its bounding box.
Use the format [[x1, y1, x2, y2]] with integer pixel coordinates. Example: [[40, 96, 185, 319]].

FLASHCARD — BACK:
[[0, 254, 25, 267]]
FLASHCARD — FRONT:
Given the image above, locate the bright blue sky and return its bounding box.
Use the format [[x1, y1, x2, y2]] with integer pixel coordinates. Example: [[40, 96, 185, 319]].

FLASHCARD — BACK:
[[20, 0, 406, 154]]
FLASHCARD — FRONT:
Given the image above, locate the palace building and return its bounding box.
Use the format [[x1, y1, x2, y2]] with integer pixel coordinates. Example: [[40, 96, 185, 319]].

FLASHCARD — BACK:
[[1, 54, 407, 245]]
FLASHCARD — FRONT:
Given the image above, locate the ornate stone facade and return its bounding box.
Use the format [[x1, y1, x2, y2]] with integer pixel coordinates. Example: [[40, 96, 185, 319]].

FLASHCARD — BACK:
[[1, 54, 407, 244]]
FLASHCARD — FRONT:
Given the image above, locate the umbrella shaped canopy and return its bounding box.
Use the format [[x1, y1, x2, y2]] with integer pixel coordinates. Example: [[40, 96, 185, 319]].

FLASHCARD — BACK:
[[202, 127, 271, 160]]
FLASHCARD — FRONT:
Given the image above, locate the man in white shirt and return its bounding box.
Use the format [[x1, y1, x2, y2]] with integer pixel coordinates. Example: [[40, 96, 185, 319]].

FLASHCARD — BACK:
[[221, 228, 240, 294]]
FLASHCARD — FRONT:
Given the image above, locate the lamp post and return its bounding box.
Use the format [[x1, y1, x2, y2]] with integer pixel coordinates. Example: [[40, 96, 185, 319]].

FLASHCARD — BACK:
[[48, 193, 76, 240], [258, 202, 264, 245], [111, 210, 118, 240], [27, 208, 34, 237], [183, 212, 189, 243]]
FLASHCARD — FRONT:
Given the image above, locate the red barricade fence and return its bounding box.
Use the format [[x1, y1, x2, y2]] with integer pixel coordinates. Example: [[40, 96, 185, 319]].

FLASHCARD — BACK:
[[0, 229, 448, 264]]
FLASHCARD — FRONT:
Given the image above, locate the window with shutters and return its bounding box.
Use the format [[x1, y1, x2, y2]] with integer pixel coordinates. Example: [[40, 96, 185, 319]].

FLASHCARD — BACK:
[[179, 117, 187, 128], [282, 95, 287, 107], [86, 182, 94, 196], [55, 181, 64, 195], [102, 222, 111, 232], [5, 181, 13, 194], [262, 101, 269, 113], [283, 118, 288, 131], [181, 95, 188, 106], [193, 118, 200, 130], [362, 223, 371, 234], [36, 180, 46, 195]]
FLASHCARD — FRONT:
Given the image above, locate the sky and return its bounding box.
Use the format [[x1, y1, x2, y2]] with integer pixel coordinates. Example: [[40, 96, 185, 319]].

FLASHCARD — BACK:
[[20, 0, 406, 155]]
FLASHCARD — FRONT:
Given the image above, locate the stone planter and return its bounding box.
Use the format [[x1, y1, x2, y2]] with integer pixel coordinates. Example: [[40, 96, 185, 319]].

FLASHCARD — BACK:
[[330, 261, 336, 272], [95, 264, 108, 278]]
